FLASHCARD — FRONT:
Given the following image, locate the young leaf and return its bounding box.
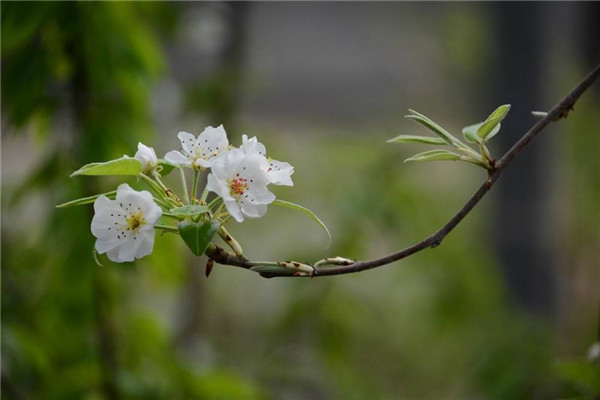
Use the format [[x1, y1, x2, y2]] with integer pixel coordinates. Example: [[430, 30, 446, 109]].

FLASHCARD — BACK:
[[531, 111, 548, 118], [462, 123, 483, 144], [478, 104, 511, 141], [70, 157, 142, 177], [387, 135, 447, 145], [56, 190, 117, 208], [272, 199, 331, 248], [405, 109, 463, 147], [170, 205, 209, 218], [178, 220, 220, 256], [404, 149, 463, 162]]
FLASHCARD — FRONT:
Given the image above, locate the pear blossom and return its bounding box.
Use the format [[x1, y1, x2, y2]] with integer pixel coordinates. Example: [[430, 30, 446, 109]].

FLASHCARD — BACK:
[[165, 125, 229, 169], [134, 142, 158, 173], [91, 184, 162, 262], [240, 134, 294, 186], [206, 149, 275, 222]]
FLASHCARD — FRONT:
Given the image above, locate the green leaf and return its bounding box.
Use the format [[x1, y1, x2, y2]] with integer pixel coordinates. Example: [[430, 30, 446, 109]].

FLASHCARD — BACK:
[[157, 160, 176, 177], [386, 135, 447, 145], [478, 104, 510, 141], [405, 109, 463, 147], [462, 123, 483, 144], [531, 111, 548, 118], [178, 220, 220, 257], [70, 157, 142, 177], [170, 205, 209, 218], [404, 149, 463, 162], [272, 199, 331, 248], [56, 190, 117, 208]]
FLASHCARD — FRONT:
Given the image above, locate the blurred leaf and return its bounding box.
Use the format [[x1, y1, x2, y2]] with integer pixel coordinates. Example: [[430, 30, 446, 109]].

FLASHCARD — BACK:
[[404, 149, 463, 162], [387, 135, 447, 145], [554, 359, 600, 395], [169, 205, 208, 218], [70, 157, 142, 177], [56, 190, 117, 208], [531, 111, 548, 118], [178, 220, 219, 256], [272, 199, 331, 247]]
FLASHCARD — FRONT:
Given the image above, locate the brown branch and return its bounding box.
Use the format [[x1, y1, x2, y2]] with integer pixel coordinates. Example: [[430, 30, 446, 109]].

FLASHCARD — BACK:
[[207, 63, 600, 278]]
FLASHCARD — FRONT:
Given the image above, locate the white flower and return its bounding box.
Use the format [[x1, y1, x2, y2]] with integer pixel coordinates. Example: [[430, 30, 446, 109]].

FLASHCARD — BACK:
[[91, 184, 162, 263], [206, 149, 275, 222], [240, 134, 294, 186], [134, 142, 158, 173], [164, 125, 229, 169]]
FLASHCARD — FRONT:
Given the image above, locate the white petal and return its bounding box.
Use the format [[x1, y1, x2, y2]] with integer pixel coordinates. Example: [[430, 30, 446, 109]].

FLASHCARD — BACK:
[[135, 143, 158, 173], [178, 131, 197, 154], [241, 202, 267, 219], [199, 125, 228, 152], [93, 195, 114, 214], [117, 236, 143, 262], [247, 187, 275, 204], [135, 230, 155, 258], [165, 150, 191, 166], [224, 200, 244, 222], [106, 247, 122, 263], [95, 237, 120, 254], [207, 173, 234, 201], [266, 160, 294, 186], [240, 135, 267, 157]]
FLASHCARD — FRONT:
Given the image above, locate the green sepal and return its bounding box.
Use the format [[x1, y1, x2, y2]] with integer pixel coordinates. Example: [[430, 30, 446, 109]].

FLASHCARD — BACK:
[[170, 205, 209, 218], [272, 199, 331, 248], [404, 149, 463, 162], [71, 157, 142, 177], [56, 190, 117, 208], [386, 135, 447, 145], [178, 220, 220, 257]]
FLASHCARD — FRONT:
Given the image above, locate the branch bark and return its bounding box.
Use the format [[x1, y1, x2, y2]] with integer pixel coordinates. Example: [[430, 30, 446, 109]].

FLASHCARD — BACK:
[[206, 63, 600, 278]]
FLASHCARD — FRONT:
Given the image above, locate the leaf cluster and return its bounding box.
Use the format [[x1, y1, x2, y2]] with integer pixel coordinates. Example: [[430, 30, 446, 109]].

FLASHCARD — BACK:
[[388, 105, 511, 170]]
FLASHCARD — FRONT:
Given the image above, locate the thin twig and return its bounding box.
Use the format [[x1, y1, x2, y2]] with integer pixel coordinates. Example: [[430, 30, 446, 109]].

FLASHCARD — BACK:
[[207, 64, 600, 278]]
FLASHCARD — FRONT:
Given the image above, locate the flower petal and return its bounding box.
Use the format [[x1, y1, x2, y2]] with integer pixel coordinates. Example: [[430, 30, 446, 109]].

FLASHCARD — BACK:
[[224, 199, 244, 222], [165, 150, 190, 166], [178, 131, 197, 154]]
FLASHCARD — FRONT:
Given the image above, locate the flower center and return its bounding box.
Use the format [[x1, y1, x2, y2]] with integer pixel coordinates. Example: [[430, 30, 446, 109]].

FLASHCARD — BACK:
[[227, 177, 249, 199], [126, 211, 147, 232]]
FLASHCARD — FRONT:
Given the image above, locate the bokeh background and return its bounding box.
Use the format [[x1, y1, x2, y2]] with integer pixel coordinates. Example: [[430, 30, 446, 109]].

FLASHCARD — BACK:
[[2, 2, 599, 399]]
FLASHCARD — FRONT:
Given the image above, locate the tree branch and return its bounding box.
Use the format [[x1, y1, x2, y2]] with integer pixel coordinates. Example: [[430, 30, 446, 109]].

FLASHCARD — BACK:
[[207, 63, 600, 278]]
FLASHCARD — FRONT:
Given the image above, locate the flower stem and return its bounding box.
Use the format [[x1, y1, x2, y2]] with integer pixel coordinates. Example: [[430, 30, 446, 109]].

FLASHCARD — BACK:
[[155, 224, 179, 233], [207, 196, 222, 210], [178, 167, 190, 205], [200, 186, 209, 203], [162, 212, 181, 220], [139, 174, 167, 200], [218, 226, 243, 256], [153, 196, 172, 210], [192, 169, 200, 203]]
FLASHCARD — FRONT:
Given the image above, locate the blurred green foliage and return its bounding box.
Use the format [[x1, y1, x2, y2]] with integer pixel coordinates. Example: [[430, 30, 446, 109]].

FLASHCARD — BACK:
[[2, 2, 598, 400]]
